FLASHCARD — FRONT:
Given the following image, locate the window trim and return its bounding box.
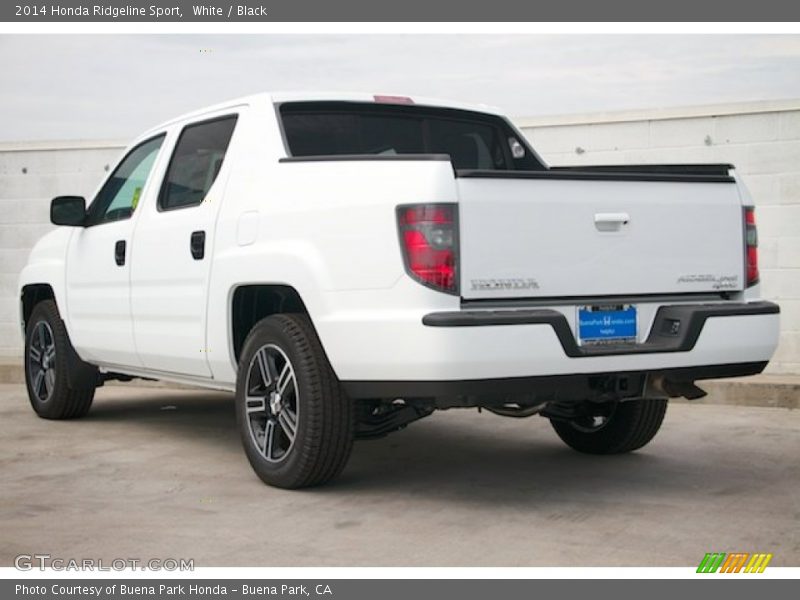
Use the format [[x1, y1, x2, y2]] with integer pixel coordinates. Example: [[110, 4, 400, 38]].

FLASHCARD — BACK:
[[84, 133, 166, 228], [156, 113, 239, 213]]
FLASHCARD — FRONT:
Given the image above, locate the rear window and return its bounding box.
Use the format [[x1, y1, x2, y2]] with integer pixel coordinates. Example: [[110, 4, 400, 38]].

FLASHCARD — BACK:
[[280, 102, 543, 171]]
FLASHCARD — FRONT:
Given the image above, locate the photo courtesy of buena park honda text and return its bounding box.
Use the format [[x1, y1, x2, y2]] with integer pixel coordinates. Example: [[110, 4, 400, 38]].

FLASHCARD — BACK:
[[0, 0, 798, 597]]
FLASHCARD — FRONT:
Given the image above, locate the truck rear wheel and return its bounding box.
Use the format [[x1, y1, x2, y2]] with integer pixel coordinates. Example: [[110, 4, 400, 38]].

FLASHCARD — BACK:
[[550, 398, 668, 454], [235, 314, 354, 489], [24, 300, 97, 419]]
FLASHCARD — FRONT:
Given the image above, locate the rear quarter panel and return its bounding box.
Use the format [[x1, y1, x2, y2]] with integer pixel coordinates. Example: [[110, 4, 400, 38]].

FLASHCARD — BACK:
[[205, 115, 460, 383]]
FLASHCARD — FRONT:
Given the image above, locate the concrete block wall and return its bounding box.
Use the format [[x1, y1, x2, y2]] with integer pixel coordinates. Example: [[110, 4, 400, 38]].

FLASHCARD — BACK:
[[0, 99, 798, 374], [519, 99, 800, 374], [0, 141, 124, 356]]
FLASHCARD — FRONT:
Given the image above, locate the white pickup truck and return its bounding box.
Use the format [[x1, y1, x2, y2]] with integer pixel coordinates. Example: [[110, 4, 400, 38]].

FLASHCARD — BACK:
[[18, 93, 780, 488]]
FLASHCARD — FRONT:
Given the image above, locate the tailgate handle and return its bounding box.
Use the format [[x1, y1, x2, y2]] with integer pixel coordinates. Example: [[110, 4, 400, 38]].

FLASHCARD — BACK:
[[594, 212, 630, 231]]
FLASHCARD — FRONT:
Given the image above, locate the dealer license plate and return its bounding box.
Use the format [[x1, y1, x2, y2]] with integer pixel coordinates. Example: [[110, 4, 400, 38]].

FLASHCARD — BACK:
[[577, 304, 637, 345]]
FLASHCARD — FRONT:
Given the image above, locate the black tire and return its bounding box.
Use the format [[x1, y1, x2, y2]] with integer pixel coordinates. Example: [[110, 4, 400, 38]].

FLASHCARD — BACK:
[[24, 300, 97, 419], [235, 314, 354, 489], [550, 399, 668, 454]]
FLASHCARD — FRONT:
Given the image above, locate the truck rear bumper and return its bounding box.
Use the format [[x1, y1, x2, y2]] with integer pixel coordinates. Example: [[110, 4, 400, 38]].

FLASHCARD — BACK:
[[341, 361, 768, 400], [320, 301, 780, 394], [421, 301, 779, 357]]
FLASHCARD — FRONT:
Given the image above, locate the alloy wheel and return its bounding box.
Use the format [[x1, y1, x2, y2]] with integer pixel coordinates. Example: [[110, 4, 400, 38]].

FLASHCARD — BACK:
[[28, 320, 56, 402], [244, 344, 299, 463]]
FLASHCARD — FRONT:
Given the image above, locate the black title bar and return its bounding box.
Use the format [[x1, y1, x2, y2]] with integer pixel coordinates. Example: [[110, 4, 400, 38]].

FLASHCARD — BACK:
[[3, 0, 800, 22]]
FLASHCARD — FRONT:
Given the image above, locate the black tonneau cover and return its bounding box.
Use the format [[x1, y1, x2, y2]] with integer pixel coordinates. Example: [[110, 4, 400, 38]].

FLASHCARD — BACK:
[[551, 163, 734, 176], [457, 163, 735, 184]]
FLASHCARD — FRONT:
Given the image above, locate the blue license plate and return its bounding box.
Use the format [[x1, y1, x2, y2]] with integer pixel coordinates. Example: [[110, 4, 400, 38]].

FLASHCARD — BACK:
[[577, 305, 637, 345]]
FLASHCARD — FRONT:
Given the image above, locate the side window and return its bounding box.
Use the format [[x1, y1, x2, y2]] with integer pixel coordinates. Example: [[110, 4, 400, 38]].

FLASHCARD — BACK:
[[158, 115, 238, 211], [88, 135, 165, 225]]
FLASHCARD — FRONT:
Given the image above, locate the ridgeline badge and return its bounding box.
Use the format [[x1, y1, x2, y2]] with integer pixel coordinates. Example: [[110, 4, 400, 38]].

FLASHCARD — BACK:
[[470, 278, 539, 291]]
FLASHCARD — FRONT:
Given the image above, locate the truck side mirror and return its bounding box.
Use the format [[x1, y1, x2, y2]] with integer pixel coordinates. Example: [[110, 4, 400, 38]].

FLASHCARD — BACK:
[[50, 196, 87, 226]]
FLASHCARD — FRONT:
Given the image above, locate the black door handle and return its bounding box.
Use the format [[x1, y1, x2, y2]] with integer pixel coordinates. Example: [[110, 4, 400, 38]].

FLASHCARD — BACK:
[[190, 230, 206, 260], [114, 240, 126, 266]]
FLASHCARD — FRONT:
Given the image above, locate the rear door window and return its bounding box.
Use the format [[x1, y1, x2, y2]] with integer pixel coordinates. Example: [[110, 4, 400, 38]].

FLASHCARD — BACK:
[[159, 115, 238, 211]]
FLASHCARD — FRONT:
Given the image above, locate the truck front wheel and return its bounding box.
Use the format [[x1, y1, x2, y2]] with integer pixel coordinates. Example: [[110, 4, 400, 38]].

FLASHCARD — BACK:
[[24, 300, 97, 419], [235, 314, 354, 489], [550, 398, 668, 454]]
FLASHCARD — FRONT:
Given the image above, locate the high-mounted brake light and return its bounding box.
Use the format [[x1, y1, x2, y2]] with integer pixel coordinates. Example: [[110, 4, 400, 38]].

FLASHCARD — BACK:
[[397, 204, 458, 294], [744, 206, 759, 287], [374, 95, 414, 105]]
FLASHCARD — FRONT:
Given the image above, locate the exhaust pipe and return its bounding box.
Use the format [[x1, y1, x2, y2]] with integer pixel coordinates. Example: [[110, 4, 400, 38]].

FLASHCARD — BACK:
[[648, 375, 708, 401]]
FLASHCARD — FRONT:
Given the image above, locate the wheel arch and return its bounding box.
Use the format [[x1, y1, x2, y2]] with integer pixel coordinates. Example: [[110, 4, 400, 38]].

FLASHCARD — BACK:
[[17, 227, 73, 339], [230, 284, 315, 364], [20, 283, 57, 334], [20, 284, 98, 391]]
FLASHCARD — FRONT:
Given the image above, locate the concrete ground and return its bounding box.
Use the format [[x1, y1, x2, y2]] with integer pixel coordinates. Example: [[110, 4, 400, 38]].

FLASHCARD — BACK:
[[1, 383, 798, 567]]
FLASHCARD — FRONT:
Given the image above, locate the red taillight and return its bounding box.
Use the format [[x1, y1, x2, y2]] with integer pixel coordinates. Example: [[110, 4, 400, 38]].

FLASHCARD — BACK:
[[397, 204, 458, 294], [745, 207, 759, 286]]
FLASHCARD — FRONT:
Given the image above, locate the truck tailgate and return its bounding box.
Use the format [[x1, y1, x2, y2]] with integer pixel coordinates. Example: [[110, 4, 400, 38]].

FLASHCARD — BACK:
[[456, 171, 745, 299]]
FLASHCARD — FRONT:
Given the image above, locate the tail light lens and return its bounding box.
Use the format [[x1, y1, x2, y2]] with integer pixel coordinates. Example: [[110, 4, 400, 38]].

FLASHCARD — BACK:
[[397, 204, 459, 294], [745, 206, 759, 287]]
